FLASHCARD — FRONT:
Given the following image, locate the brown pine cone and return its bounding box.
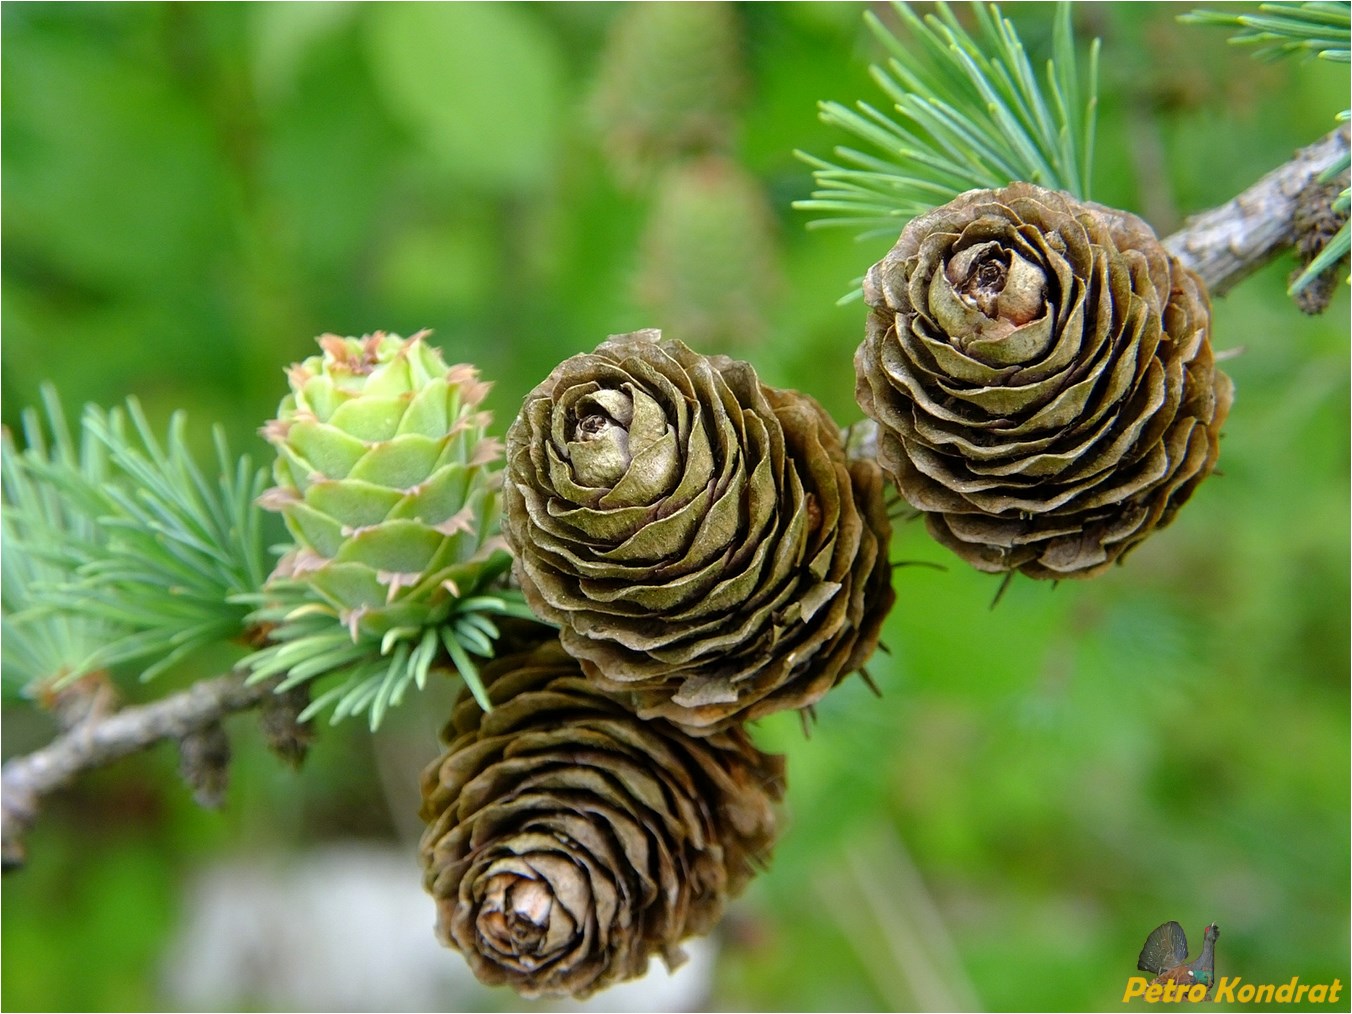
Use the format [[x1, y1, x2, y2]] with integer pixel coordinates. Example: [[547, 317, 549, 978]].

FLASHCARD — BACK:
[[856, 183, 1233, 579], [417, 640, 784, 999], [502, 330, 895, 734]]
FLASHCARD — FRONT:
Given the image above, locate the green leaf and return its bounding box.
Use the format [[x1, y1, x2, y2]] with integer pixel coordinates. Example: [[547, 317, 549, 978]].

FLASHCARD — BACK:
[[443, 632, 491, 714], [247, 2, 356, 102], [796, 2, 1100, 240], [364, 3, 566, 191]]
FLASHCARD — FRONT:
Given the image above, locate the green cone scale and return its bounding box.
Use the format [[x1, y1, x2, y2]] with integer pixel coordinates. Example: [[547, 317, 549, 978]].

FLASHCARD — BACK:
[[503, 330, 894, 734], [260, 332, 507, 638]]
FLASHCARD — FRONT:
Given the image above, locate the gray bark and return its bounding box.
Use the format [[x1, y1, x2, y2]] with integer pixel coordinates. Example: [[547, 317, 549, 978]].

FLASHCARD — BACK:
[[1163, 125, 1350, 295], [2, 672, 270, 869]]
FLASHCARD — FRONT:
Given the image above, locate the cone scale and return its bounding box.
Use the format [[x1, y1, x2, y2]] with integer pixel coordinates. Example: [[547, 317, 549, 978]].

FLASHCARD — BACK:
[[260, 331, 506, 637], [855, 183, 1233, 579]]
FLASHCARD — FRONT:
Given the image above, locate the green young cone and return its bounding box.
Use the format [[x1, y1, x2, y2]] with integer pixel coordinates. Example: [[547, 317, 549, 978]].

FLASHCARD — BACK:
[[637, 156, 784, 351], [418, 638, 784, 1000], [260, 331, 507, 638], [856, 183, 1233, 579], [503, 330, 895, 734], [589, 1, 744, 185]]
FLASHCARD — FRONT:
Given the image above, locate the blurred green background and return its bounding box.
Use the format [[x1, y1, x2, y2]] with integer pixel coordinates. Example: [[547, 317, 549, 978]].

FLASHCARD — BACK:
[[2, 3, 1347, 1011]]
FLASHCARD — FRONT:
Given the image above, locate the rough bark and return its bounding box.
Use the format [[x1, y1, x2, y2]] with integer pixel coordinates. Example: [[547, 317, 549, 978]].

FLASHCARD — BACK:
[[1, 672, 271, 870], [1163, 125, 1349, 296]]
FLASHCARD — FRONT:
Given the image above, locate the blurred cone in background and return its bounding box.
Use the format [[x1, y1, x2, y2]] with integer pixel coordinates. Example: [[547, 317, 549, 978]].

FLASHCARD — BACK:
[[589, 3, 785, 353], [588, 1, 745, 186], [636, 156, 785, 352]]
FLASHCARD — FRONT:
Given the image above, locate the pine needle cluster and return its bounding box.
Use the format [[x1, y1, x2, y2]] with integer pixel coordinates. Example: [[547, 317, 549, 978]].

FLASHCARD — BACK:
[[796, 2, 1099, 242], [2, 389, 267, 690]]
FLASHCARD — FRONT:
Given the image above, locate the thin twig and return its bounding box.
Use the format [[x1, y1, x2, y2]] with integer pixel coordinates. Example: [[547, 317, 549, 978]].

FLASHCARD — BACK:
[[1163, 125, 1350, 296], [1, 670, 272, 870]]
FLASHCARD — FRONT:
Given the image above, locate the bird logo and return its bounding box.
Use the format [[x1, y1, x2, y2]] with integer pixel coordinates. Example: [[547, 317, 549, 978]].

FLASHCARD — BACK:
[[1137, 921, 1220, 998]]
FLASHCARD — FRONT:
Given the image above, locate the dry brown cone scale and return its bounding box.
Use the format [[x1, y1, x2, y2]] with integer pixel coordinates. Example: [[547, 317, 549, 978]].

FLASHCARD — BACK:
[[418, 639, 784, 999], [502, 329, 895, 735], [856, 183, 1233, 580]]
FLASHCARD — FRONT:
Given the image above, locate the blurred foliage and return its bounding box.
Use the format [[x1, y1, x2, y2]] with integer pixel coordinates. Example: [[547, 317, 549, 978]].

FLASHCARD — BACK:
[[1, 3, 1347, 1012]]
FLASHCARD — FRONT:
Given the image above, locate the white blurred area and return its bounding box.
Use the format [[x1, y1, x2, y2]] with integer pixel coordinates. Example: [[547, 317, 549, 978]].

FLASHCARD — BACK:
[[160, 842, 716, 1013]]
